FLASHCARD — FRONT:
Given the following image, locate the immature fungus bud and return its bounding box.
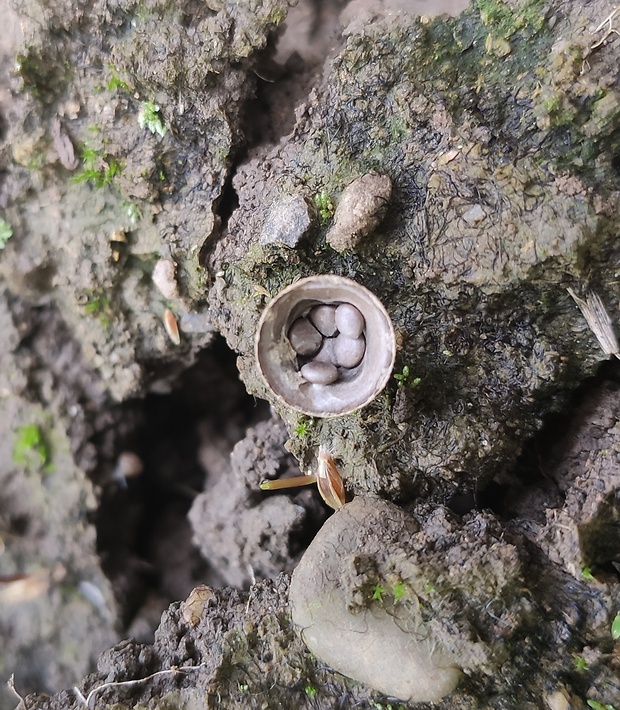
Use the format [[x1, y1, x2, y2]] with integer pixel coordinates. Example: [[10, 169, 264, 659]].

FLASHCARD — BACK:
[[181, 585, 215, 627], [255, 275, 396, 417], [260, 447, 345, 511], [152, 258, 179, 300]]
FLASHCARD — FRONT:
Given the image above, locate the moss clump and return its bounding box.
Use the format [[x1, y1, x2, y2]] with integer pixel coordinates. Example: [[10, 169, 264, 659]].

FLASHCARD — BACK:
[[13, 424, 54, 474], [477, 0, 546, 39], [81, 288, 114, 327], [0, 219, 13, 249], [314, 190, 335, 223], [72, 146, 123, 188]]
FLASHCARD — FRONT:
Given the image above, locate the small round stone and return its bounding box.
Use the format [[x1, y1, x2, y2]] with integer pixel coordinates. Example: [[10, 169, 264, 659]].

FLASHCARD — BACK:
[[288, 317, 322, 356], [335, 303, 365, 339], [300, 361, 339, 385], [309, 304, 338, 337], [313, 337, 336, 364], [334, 334, 366, 368]]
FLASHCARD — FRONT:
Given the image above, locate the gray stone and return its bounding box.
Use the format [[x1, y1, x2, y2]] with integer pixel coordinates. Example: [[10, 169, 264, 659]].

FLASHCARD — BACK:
[[259, 194, 312, 248], [289, 497, 462, 703]]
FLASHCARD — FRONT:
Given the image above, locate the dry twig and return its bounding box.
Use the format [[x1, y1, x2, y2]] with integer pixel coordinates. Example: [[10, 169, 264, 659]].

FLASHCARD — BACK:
[[74, 664, 205, 709], [567, 287, 620, 359]]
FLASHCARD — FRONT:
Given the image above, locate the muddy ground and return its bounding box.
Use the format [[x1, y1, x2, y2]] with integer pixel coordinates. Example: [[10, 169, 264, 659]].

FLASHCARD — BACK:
[[0, 0, 620, 708]]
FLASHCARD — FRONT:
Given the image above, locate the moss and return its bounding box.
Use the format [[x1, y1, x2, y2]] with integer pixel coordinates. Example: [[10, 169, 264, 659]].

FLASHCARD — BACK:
[[477, 0, 546, 39], [72, 146, 123, 188], [106, 70, 131, 93], [314, 190, 334, 223], [13, 423, 54, 474], [82, 288, 114, 327], [0, 219, 13, 249], [138, 101, 167, 137], [15, 47, 70, 101]]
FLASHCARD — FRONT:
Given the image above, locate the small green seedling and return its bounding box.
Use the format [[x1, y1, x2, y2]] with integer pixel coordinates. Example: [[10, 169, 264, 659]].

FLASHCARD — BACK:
[[82, 288, 113, 327], [393, 582, 407, 601], [612, 612, 620, 641], [0, 219, 13, 249], [581, 567, 595, 581], [139, 101, 167, 138], [294, 418, 314, 437], [314, 190, 334, 223], [304, 684, 317, 699], [372, 584, 385, 602], [587, 700, 617, 710], [106, 66, 130, 92], [13, 424, 53, 473], [393, 365, 421, 389], [573, 655, 588, 671]]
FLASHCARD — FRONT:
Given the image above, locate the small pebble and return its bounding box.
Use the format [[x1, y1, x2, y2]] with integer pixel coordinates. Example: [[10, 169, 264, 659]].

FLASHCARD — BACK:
[[288, 317, 322, 356], [313, 337, 336, 364], [309, 304, 338, 336], [153, 258, 179, 300], [334, 334, 366, 368], [300, 361, 339, 385], [335, 303, 365, 339]]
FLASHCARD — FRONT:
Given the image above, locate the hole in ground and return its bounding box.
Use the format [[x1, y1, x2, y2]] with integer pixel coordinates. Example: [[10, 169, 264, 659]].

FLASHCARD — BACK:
[[91, 337, 269, 635]]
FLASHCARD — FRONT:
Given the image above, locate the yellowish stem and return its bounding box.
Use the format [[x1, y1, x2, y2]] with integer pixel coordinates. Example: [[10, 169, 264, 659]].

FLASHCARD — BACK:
[[259, 475, 317, 491]]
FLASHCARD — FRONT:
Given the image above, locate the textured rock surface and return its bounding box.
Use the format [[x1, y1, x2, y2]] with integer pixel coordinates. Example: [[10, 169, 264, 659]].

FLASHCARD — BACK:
[[209, 0, 620, 510], [189, 417, 328, 589]]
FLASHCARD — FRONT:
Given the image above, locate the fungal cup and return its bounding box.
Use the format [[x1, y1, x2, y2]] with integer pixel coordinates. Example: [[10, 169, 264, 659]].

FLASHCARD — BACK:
[[255, 275, 396, 417]]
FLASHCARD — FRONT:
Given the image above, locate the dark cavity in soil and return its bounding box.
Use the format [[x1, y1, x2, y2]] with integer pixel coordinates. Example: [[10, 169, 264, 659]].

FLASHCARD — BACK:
[[91, 337, 269, 635]]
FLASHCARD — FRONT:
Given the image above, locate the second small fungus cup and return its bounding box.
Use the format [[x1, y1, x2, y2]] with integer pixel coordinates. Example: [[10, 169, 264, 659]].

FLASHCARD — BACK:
[[255, 275, 396, 417]]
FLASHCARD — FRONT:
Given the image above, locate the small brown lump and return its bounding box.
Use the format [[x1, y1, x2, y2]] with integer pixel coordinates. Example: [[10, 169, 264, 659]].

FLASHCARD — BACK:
[[326, 173, 392, 253]]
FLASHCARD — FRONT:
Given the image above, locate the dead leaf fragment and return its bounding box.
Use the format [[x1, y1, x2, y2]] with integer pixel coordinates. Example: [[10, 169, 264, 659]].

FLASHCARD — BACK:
[[181, 584, 214, 626], [567, 288, 620, 359]]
